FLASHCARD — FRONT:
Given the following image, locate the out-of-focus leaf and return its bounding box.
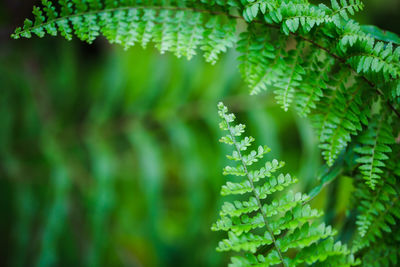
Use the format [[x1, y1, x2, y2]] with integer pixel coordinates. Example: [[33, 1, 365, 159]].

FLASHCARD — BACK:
[[307, 163, 343, 202], [361, 25, 400, 45]]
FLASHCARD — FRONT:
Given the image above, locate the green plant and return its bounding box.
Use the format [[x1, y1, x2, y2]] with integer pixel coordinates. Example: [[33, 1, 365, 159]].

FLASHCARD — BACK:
[[213, 102, 358, 266], [12, 0, 400, 265]]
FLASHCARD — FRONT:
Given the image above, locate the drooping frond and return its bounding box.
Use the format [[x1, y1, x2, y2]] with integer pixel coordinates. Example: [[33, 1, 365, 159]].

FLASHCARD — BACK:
[[354, 112, 395, 189], [294, 48, 334, 117], [273, 40, 306, 112], [12, 0, 400, 168], [352, 151, 400, 252], [11, 0, 238, 64], [311, 72, 370, 166], [212, 102, 358, 267]]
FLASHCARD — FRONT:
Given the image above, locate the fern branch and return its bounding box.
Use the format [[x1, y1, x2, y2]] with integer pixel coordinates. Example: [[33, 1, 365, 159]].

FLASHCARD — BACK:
[[355, 113, 395, 189], [214, 103, 357, 266], [221, 108, 286, 267], [277, 42, 303, 111], [12, 1, 400, 118], [13, 5, 237, 38], [356, 196, 399, 251], [366, 117, 383, 187]]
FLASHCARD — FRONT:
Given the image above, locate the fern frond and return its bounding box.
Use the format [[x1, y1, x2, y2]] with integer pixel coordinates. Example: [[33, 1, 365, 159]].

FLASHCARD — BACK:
[[213, 102, 357, 266], [310, 70, 368, 166], [299, 61, 333, 117], [354, 113, 395, 189], [273, 40, 305, 111], [11, 0, 237, 64], [237, 25, 288, 96], [320, 83, 369, 166], [352, 160, 400, 251]]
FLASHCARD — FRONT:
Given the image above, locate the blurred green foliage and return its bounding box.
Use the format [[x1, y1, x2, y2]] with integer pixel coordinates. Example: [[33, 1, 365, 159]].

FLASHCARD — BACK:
[[0, 36, 321, 267], [0, 1, 398, 267]]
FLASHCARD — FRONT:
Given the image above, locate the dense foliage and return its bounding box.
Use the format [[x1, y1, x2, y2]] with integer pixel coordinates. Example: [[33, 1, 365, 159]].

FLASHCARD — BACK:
[[10, 0, 400, 266]]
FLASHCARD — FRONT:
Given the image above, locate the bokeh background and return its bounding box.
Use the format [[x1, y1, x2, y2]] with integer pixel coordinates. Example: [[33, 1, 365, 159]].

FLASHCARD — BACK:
[[0, 1, 399, 266]]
